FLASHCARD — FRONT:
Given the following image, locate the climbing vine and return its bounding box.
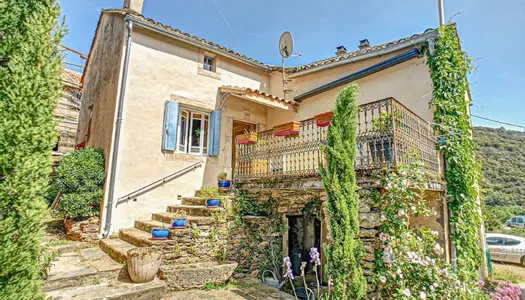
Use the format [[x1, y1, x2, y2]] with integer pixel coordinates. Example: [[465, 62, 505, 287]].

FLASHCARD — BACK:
[[320, 83, 367, 299], [425, 24, 483, 281]]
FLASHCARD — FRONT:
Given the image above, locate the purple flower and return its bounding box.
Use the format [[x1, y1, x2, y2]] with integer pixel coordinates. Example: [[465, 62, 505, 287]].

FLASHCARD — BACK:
[[309, 247, 321, 266], [282, 257, 294, 280]]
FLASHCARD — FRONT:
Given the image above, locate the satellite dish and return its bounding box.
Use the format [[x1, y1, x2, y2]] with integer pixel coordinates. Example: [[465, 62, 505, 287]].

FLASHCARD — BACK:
[[279, 31, 294, 58]]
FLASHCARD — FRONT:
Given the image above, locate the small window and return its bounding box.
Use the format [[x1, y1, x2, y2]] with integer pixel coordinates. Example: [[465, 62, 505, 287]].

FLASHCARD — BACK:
[[177, 108, 209, 155], [505, 238, 521, 246], [512, 217, 517, 222], [487, 237, 504, 245], [518, 218, 524, 224], [203, 56, 214, 72]]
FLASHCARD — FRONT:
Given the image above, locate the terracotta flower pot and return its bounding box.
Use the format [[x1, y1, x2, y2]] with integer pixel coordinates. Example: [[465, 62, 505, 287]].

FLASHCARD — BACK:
[[127, 248, 162, 283], [273, 121, 300, 136], [236, 132, 257, 144], [314, 111, 333, 127]]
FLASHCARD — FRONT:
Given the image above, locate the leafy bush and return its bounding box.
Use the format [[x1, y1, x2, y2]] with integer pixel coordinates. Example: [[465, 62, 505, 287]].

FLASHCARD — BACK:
[[484, 205, 525, 232], [55, 147, 105, 219]]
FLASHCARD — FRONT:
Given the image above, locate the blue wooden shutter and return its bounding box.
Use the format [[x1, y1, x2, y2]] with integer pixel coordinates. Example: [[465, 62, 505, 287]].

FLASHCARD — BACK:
[[208, 110, 221, 156], [162, 101, 179, 151]]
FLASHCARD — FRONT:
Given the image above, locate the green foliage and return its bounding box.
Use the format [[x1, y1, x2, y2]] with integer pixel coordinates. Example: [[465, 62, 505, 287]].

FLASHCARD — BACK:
[[425, 24, 483, 281], [373, 161, 488, 299], [235, 190, 274, 217], [473, 126, 525, 207], [0, 0, 65, 298], [55, 147, 105, 219], [199, 187, 221, 199], [320, 83, 367, 299], [200, 280, 238, 290], [217, 172, 228, 180]]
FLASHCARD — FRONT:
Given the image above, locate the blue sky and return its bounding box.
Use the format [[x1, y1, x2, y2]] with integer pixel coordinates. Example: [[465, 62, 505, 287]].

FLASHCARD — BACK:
[[59, 0, 525, 130]]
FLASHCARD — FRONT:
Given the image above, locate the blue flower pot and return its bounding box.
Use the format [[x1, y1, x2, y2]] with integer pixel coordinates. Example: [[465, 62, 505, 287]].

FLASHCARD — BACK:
[[151, 228, 169, 240], [217, 180, 231, 189], [172, 219, 187, 229], [206, 199, 221, 208]]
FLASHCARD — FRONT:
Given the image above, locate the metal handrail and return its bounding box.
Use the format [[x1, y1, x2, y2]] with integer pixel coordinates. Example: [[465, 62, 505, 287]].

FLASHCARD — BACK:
[[117, 161, 203, 202]]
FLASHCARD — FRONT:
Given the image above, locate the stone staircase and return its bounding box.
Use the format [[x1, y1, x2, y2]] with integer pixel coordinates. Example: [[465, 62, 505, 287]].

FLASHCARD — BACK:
[[99, 194, 237, 291]]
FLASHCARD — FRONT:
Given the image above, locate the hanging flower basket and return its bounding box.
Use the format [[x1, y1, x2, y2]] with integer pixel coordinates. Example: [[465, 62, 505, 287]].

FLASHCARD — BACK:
[[314, 111, 333, 127], [236, 132, 257, 145], [273, 121, 300, 136]]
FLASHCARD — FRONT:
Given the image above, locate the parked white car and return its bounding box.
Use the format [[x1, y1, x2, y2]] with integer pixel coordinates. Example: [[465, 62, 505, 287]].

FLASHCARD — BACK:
[[486, 233, 525, 266], [505, 216, 525, 227]]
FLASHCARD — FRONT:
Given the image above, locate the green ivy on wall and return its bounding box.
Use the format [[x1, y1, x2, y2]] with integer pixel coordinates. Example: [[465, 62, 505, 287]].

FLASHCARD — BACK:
[[425, 24, 483, 281]]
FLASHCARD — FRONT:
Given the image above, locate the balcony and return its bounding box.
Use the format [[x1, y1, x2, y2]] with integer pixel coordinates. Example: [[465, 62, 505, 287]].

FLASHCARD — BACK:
[[235, 97, 442, 184]]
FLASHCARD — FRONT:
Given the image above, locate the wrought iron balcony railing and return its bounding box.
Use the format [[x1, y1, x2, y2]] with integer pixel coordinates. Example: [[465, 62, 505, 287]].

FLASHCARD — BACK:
[[235, 97, 441, 182]]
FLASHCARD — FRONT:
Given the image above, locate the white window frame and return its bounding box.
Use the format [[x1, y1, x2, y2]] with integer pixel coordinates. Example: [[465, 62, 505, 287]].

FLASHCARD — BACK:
[[203, 55, 214, 72], [176, 107, 210, 155]]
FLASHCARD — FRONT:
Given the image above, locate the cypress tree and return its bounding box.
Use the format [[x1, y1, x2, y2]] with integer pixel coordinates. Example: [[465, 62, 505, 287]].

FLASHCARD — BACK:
[[0, 1, 65, 298], [320, 83, 367, 299]]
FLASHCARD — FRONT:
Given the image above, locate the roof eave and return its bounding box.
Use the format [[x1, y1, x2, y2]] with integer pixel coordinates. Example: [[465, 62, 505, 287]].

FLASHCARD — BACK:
[[288, 30, 438, 78]]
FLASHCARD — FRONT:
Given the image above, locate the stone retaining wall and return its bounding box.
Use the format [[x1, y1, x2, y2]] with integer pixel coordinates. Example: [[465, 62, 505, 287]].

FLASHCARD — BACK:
[[64, 216, 100, 243]]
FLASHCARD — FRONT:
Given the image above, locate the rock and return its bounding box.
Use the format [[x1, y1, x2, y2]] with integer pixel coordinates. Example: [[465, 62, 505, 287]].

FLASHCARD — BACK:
[[359, 212, 380, 229], [358, 229, 378, 238], [250, 270, 259, 278]]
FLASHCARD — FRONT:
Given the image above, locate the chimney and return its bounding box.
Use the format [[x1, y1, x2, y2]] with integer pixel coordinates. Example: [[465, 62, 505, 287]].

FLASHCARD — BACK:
[[335, 45, 347, 56], [358, 39, 370, 50], [123, 0, 144, 14]]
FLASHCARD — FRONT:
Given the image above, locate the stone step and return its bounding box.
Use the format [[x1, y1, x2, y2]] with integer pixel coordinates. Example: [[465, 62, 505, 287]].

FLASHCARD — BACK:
[[151, 213, 215, 226], [181, 196, 205, 206], [159, 261, 238, 291], [45, 277, 167, 300], [167, 205, 224, 216], [135, 220, 196, 238], [99, 238, 136, 263], [120, 228, 176, 247]]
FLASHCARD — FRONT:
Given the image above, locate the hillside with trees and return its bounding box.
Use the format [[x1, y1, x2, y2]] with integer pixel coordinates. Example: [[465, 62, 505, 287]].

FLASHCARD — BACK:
[[474, 126, 525, 231]]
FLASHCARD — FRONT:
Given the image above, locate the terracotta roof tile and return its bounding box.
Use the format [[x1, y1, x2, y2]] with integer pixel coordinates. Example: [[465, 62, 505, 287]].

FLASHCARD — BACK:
[[61, 68, 82, 87], [220, 85, 298, 107]]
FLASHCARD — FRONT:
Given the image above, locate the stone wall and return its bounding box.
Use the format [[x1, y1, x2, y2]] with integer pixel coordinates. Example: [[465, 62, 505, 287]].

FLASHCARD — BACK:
[[64, 216, 100, 243], [228, 185, 382, 283]]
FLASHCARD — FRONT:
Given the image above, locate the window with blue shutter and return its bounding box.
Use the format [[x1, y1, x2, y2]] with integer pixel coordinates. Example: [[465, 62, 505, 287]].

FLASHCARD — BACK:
[[208, 110, 221, 156], [162, 101, 179, 151]]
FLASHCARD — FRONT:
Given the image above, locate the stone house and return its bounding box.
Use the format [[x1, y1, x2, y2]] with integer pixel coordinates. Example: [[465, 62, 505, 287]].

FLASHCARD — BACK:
[[77, 0, 468, 288], [53, 68, 82, 163]]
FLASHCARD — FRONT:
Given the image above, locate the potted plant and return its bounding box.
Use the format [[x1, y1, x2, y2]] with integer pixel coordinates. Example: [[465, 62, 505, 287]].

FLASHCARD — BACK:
[[236, 129, 258, 145], [199, 187, 221, 209], [171, 211, 187, 229], [314, 111, 333, 127], [273, 121, 300, 136], [151, 222, 169, 240], [217, 172, 231, 189], [127, 247, 162, 283]]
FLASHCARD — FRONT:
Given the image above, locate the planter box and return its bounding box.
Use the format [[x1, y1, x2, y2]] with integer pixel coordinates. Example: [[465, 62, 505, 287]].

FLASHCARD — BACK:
[[314, 111, 333, 127], [273, 121, 300, 136], [236, 132, 257, 145]]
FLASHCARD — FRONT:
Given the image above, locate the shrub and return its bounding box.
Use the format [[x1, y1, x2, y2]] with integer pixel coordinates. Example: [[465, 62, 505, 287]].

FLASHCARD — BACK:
[[56, 147, 105, 219], [0, 0, 65, 298], [320, 83, 367, 298]]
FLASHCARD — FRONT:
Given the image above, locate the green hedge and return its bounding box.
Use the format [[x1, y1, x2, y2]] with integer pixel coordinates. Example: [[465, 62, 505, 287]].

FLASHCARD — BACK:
[[56, 148, 105, 219]]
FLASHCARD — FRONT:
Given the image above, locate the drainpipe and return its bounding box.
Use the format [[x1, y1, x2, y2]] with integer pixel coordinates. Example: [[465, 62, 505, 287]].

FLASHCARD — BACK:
[[102, 19, 133, 237]]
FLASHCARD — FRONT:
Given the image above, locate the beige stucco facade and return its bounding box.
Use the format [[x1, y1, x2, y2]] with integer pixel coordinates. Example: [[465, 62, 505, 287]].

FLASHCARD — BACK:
[[78, 12, 439, 234]]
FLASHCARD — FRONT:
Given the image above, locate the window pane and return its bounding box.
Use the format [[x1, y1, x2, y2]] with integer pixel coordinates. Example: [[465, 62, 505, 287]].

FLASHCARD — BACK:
[[487, 237, 503, 245], [191, 117, 202, 148], [203, 118, 209, 154], [179, 112, 188, 151], [512, 217, 517, 222], [505, 238, 521, 246], [519, 218, 524, 223]]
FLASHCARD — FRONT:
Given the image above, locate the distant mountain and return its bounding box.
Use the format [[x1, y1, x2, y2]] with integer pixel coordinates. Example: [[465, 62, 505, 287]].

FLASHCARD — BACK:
[[473, 126, 525, 207]]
